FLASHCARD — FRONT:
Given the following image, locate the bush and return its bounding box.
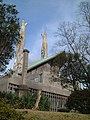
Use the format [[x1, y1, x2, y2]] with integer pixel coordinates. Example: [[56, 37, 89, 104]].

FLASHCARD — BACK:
[[66, 89, 90, 114], [39, 95, 50, 111], [17, 92, 37, 109], [0, 98, 24, 120], [0, 91, 37, 109], [0, 92, 50, 111]]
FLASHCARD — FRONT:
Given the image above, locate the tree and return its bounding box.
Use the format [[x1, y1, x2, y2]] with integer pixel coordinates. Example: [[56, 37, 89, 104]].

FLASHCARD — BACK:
[[79, 1, 90, 56], [60, 52, 90, 90], [0, 0, 20, 73], [55, 22, 90, 89], [54, 1, 90, 89], [79, 1, 90, 28], [66, 89, 90, 114]]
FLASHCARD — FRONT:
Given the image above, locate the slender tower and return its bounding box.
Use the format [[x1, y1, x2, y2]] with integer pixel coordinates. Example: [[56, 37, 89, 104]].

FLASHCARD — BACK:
[[41, 32, 48, 58], [13, 20, 27, 74]]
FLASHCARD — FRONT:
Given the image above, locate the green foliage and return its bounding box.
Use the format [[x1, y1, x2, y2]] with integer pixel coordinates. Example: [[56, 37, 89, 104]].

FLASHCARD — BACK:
[[0, 92, 36, 109], [50, 52, 67, 82], [54, 52, 90, 90], [0, 91, 20, 107], [17, 92, 37, 109], [60, 53, 83, 90], [0, 0, 20, 72], [0, 98, 24, 120], [39, 95, 50, 111], [0, 92, 50, 111], [66, 89, 90, 114], [52, 51, 67, 67]]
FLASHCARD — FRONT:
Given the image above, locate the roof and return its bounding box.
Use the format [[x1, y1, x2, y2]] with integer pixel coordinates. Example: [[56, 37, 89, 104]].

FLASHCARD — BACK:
[[28, 52, 63, 71]]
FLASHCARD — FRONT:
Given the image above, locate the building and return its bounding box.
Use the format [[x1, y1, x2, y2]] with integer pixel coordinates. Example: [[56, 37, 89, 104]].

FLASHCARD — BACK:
[[0, 21, 72, 111]]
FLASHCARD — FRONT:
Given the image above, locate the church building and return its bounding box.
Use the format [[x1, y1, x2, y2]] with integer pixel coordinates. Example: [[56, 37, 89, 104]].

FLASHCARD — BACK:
[[0, 20, 73, 111]]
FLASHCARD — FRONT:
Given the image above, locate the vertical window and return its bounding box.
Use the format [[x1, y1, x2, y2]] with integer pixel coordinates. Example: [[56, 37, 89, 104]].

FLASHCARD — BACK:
[[40, 73, 43, 83]]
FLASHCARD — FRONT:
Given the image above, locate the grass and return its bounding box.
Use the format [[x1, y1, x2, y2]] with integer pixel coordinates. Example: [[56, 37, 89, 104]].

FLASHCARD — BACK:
[[18, 109, 90, 120]]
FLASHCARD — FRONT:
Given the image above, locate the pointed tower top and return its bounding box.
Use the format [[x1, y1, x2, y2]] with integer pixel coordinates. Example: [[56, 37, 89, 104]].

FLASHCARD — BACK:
[[13, 20, 27, 74], [22, 20, 27, 26], [20, 20, 27, 32], [41, 32, 47, 41], [41, 32, 48, 59]]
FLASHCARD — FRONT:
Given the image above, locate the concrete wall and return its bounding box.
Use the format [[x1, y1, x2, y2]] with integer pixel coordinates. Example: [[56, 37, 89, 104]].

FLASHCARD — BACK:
[[27, 62, 51, 84], [26, 61, 72, 96], [26, 79, 71, 96], [0, 75, 22, 92], [0, 76, 8, 92], [27, 62, 64, 89], [0, 58, 72, 96]]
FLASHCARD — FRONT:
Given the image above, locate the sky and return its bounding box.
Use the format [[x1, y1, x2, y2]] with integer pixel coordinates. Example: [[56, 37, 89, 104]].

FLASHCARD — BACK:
[[4, 0, 85, 69]]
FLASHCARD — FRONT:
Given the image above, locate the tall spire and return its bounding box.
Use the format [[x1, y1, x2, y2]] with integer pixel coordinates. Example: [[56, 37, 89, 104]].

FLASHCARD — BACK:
[[13, 20, 27, 74], [41, 32, 48, 58]]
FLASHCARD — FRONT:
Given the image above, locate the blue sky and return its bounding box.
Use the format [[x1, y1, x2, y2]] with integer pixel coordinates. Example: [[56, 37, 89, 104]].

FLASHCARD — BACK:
[[4, 0, 85, 69]]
